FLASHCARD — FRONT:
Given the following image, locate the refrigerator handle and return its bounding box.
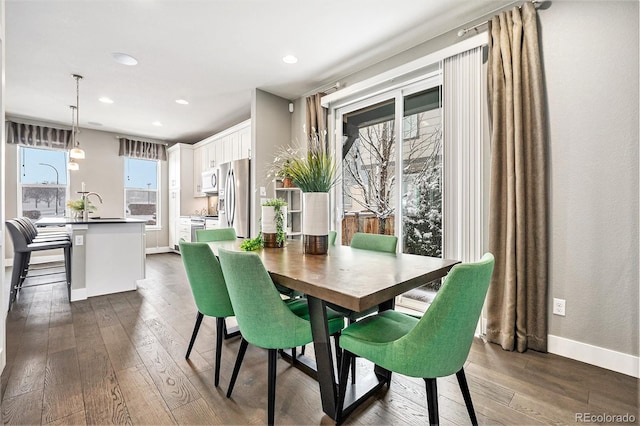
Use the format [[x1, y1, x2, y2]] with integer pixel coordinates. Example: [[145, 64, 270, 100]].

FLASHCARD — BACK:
[[225, 168, 232, 227], [229, 169, 236, 227]]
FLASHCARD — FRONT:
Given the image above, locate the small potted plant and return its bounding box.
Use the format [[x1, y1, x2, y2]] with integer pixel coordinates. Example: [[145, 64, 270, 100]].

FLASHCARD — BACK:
[[269, 146, 300, 188], [280, 159, 295, 188], [66, 198, 95, 219], [261, 198, 287, 248]]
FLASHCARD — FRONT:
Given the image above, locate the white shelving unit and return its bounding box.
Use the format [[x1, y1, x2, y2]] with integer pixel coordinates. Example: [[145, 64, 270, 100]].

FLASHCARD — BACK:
[[274, 179, 302, 240]]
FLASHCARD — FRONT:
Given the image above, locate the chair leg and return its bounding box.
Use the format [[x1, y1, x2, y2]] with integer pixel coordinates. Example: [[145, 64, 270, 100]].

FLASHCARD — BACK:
[[227, 338, 249, 398], [215, 317, 225, 387], [347, 318, 357, 384], [267, 349, 277, 426], [291, 347, 297, 365], [424, 378, 439, 426], [456, 368, 478, 425], [333, 334, 342, 371], [185, 312, 204, 359], [300, 344, 306, 355], [22, 252, 32, 283], [19, 252, 30, 288], [336, 349, 353, 425], [64, 246, 71, 302], [8, 253, 23, 310]]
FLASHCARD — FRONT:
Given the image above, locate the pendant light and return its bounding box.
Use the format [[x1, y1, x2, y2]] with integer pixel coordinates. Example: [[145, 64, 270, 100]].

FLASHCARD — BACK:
[[68, 105, 80, 170], [69, 74, 85, 160]]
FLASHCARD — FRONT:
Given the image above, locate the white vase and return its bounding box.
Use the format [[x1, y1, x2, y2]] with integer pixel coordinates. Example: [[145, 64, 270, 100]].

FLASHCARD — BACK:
[[261, 205, 287, 248], [302, 192, 329, 254]]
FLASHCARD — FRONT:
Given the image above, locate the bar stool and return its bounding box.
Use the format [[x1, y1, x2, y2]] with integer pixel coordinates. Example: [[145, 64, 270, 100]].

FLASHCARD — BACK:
[[5, 219, 72, 310], [15, 217, 70, 242]]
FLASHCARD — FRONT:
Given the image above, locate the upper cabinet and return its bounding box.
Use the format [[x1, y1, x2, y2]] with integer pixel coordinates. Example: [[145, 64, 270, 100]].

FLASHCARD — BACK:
[[193, 120, 252, 197]]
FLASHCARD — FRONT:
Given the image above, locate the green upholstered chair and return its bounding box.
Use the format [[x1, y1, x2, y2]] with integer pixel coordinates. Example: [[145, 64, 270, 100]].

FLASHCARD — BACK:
[[336, 253, 495, 425], [329, 230, 337, 246], [218, 248, 345, 426], [195, 227, 237, 242], [350, 232, 397, 253], [340, 232, 399, 382], [179, 240, 238, 387]]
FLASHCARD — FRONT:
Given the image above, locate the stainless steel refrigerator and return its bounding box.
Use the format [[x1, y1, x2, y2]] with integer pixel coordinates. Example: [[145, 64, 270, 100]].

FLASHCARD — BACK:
[[218, 158, 250, 238]]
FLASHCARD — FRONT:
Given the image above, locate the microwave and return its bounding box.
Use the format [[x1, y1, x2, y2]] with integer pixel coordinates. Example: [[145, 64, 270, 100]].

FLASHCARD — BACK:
[[202, 169, 218, 193]]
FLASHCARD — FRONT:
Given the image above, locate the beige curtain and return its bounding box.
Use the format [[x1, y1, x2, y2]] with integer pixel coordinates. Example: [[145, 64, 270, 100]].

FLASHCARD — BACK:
[[118, 137, 167, 161], [485, 2, 548, 353], [305, 92, 327, 151]]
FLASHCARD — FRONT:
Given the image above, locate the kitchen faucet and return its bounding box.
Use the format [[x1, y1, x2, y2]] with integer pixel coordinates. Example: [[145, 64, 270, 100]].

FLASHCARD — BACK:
[[83, 192, 103, 221]]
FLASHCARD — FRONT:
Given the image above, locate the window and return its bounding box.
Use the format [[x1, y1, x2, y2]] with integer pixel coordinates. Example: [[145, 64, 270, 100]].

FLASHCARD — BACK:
[[339, 84, 442, 255], [124, 157, 159, 226], [19, 147, 68, 219]]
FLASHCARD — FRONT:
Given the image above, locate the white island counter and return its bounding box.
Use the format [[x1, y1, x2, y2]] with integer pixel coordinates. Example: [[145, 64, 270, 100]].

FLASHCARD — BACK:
[[37, 217, 146, 301]]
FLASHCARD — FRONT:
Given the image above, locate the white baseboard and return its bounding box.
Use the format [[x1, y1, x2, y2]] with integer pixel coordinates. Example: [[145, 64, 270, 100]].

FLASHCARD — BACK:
[[145, 246, 172, 254], [548, 334, 639, 378], [70, 288, 87, 302]]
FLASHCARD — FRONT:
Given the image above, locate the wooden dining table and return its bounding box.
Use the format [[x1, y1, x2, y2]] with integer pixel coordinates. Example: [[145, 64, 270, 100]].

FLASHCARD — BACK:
[[207, 239, 459, 421]]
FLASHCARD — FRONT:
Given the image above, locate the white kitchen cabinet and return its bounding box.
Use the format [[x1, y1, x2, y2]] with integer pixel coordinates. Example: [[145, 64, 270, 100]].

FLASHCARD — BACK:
[[168, 143, 205, 250], [191, 119, 251, 199], [215, 137, 225, 166], [229, 132, 240, 161], [222, 136, 233, 165], [177, 217, 191, 243], [239, 125, 251, 159], [193, 145, 204, 197], [206, 142, 217, 169]]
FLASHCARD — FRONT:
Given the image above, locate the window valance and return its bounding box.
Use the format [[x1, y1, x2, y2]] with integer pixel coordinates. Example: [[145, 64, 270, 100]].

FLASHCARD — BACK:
[[5, 120, 72, 151], [118, 137, 167, 161]]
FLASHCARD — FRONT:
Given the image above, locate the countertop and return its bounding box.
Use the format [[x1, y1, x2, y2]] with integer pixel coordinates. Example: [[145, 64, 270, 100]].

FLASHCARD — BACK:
[[36, 217, 147, 226]]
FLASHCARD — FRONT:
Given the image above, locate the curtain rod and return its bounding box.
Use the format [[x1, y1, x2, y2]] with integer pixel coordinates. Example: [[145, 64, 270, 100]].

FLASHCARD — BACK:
[[457, 0, 541, 37]]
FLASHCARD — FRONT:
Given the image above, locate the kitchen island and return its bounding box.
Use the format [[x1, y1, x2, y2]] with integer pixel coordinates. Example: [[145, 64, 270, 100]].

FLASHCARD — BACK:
[[37, 217, 146, 301]]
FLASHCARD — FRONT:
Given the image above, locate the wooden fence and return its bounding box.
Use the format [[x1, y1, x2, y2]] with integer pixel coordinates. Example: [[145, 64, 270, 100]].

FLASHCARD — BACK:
[[341, 212, 395, 245]]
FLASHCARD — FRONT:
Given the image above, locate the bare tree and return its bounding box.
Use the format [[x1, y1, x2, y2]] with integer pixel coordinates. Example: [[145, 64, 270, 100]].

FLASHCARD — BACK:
[[343, 112, 442, 235]]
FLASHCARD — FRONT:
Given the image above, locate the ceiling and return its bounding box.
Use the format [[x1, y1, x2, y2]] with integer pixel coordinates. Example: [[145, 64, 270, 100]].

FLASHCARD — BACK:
[[5, 0, 513, 144]]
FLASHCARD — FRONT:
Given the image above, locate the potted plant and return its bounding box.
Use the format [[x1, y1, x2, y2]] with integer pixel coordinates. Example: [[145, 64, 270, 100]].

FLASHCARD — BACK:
[[66, 198, 95, 219], [261, 198, 287, 248], [269, 146, 300, 188], [286, 131, 337, 255]]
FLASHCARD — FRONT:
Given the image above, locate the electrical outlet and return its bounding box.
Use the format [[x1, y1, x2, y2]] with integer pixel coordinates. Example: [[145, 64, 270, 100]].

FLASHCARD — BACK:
[[260, 186, 267, 196], [553, 298, 566, 316], [75, 235, 84, 246]]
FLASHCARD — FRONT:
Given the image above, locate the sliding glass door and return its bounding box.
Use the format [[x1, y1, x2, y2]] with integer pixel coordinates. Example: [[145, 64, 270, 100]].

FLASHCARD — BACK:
[[335, 76, 442, 257]]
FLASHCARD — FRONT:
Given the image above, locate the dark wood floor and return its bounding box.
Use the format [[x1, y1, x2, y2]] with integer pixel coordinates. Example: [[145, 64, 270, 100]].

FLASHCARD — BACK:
[[1, 253, 638, 425]]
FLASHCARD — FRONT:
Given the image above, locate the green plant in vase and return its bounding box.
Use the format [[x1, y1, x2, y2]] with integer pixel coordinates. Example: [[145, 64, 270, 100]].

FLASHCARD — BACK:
[[66, 198, 95, 218], [261, 198, 287, 248], [287, 131, 338, 254]]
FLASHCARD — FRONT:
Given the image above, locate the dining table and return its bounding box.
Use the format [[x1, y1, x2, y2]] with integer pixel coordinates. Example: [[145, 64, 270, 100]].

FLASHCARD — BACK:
[[207, 238, 459, 421]]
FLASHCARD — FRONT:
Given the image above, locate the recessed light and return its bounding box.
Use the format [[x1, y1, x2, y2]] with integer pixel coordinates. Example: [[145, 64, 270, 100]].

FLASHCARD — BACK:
[[152, 121, 163, 127], [175, 99, 189, 105], [112, 52, 138, 66], [282, 55, 298, 64], [98, 97, 114, 104]]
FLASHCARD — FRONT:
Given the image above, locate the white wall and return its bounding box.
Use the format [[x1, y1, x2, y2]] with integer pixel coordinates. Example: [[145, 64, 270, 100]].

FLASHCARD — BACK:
[[294, 1, 639, 364], [4, 124, 170, 260]]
